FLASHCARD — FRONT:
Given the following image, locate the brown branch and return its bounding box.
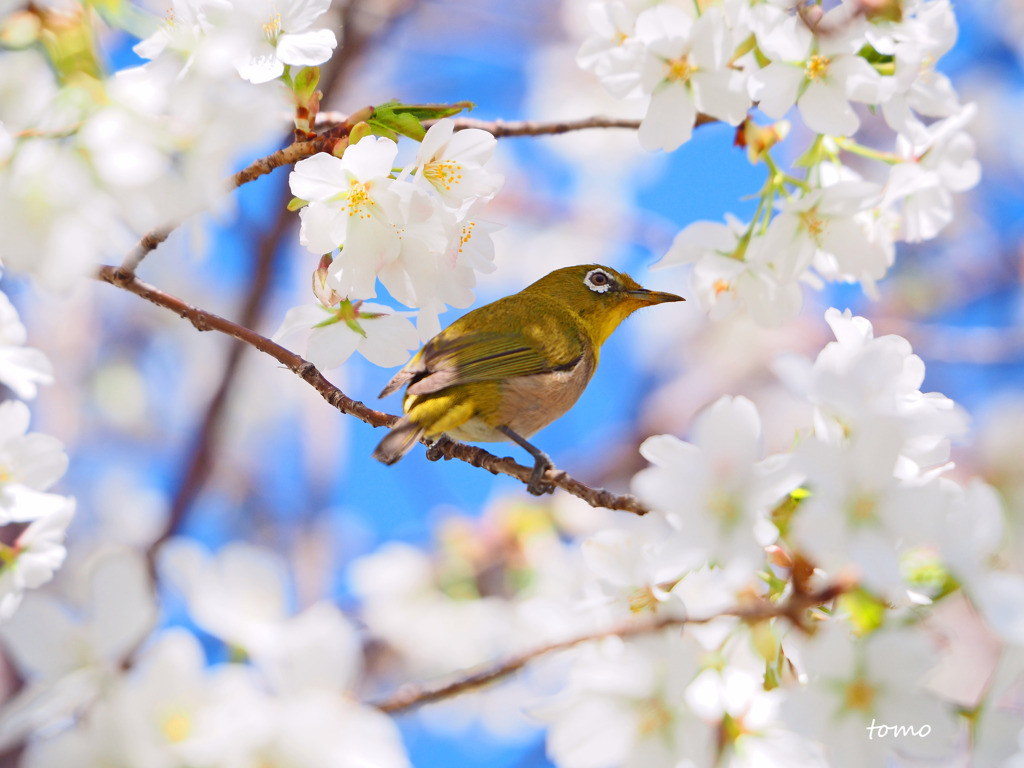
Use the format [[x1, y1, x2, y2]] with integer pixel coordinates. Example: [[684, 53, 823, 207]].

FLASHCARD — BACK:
[[373, 581, 852, 714], [95, 267, 650, 515], [315, 112, 717, 137]]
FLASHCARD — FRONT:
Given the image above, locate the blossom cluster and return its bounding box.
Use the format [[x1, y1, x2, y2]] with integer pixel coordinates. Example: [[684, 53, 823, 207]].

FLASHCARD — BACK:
[[346, 308, 1022, 768], [0, 541, 409, 767], [0, 288, 73, 621], [0, 0, 328, 289], [578, 0, 980, 325], [273, 119, 505, 369]]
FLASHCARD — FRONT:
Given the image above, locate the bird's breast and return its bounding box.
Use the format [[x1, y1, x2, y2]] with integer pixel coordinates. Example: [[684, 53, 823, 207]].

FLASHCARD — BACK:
[[492, 350, 596, 438]]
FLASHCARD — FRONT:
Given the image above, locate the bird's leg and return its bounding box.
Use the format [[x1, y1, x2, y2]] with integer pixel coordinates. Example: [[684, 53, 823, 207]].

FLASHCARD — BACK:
[[498, 426, 555, 496], [425, 434, 454, 461]]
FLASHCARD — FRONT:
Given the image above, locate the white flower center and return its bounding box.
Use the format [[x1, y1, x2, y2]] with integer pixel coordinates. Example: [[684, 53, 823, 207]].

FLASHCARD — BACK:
[[263, 12, 282, 42], [667, 56, 695, 83], [346, 180, 372, 219], [424, 159, 463, 191], [805, 54, 831, 81]]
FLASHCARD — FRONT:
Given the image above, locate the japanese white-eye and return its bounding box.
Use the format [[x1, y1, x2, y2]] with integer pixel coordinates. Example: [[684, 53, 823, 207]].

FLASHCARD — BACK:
[[373, 264, 684, 493]]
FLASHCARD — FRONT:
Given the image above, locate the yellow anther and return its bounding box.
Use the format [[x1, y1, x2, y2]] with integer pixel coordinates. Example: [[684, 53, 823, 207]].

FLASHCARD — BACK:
[[805, 54, 831, 81], [667, 56, 695, 83], [799, 209, 826, 243], [425, 160, 463, 191], [262, 12, 282, 40], [844, 678, 876, 712], [628, 586, 659, 613], [162, 713, 191, 743], [346, 179, 372, 218]]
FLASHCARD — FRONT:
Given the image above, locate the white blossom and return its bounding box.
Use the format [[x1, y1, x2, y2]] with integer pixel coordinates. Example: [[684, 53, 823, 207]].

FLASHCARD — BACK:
[[782, 622, 959, 768], [407, 118, 504, 208], [226, 0, 338, 84], [0, 400, 69, 525], [0, 549, 157, 748], [272, 300, 421, 369], [884, 103, 981, 242], [0, 499, 73, 621], [634, 396, 799, 574], [0, 290, 53, 400], [537, 632, 714, 768], [634, 5, 750, 151], [291, 138, 403, 299], [748, 3, 889, 136]]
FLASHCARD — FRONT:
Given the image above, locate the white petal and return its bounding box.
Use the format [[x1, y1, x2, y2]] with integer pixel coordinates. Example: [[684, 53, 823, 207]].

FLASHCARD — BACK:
[[235, 42, 284, 84], [306, 323, 360, 370], [275, 29, 337, 67], [281, 0, 332, 30], [749, 62, 803, 119], [342, 136, 399, 182], [290, 153, 347, 201], [638, 83, 695, 152], [691, 70, 750, 125], [798, 80, 859, 136]]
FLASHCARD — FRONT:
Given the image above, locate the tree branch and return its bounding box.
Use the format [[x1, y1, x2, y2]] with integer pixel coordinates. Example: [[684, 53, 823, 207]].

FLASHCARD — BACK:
[[373, 581, 852, 714], [315, 112, 717, 137], [95, 267, 650, 516]]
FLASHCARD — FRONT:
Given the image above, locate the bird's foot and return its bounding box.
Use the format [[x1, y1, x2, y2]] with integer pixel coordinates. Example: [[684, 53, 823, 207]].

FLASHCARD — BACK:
[[526, 453, 556, 496], [425, 435, 453, 462]]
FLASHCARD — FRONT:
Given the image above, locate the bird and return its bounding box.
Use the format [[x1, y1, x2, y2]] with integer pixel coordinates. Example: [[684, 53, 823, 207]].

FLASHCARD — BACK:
[[372, 264, 684, 494]]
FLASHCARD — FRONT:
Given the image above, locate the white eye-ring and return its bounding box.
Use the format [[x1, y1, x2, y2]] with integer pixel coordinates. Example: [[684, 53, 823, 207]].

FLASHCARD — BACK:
[[584, 268, 613, 293]]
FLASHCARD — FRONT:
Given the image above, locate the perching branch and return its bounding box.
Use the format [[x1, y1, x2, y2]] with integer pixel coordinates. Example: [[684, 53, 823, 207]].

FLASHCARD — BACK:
[[95, 266, 651, 516], [374, 581, 852, 714]]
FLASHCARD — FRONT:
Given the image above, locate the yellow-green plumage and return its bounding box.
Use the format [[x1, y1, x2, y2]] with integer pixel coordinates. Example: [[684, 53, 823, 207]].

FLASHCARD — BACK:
[[372, 264, 683, 491]]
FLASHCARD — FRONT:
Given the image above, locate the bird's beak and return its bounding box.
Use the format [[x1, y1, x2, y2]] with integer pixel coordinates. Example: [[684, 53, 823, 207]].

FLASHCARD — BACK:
[[627, 288, 685, 305]]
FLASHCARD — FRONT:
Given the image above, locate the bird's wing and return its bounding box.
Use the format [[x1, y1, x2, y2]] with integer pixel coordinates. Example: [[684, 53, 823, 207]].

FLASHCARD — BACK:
[[380, 328, 584, 399]]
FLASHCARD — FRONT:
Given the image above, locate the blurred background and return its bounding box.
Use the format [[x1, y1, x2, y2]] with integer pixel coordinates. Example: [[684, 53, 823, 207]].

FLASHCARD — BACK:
[[3, 0, 1023, 765]]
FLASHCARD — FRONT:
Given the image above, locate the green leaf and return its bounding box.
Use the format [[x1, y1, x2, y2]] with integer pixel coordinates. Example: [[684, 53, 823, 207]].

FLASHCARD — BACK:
[[366, 100, 475, 142], [287, 197, 309, 212]]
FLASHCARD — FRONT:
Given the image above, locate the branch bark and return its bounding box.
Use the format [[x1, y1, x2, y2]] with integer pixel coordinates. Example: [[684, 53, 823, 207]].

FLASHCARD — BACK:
[[96, 267, 651, 516], [373, 582, 852, 714]]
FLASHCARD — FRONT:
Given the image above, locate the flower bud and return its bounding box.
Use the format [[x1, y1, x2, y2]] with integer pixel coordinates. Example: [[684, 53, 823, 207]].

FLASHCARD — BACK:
[[735, 118, 790, 165], [312, 254, 342, 307]]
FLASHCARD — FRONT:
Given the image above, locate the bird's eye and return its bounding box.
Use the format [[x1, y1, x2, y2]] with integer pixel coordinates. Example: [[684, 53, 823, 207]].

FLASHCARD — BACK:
[[584, 269, 613, 293]]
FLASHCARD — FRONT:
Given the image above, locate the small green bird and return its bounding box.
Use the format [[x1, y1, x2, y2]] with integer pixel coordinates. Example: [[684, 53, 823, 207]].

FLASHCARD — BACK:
[[372, 264, 684, 494]]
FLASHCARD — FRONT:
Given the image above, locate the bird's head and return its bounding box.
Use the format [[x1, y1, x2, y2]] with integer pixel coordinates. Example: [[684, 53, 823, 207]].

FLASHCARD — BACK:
[[524, 264, 684, 347]]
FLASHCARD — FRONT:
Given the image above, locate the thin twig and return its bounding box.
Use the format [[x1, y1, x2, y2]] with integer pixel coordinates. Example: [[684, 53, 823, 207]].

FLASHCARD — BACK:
[[316, 112, 716, 137], [95, 267, 650, 515], [373, 582, 851, 714]]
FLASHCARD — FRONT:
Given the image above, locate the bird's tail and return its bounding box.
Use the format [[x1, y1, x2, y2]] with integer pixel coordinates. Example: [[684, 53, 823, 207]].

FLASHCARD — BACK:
[[372, 417, 425, 465]]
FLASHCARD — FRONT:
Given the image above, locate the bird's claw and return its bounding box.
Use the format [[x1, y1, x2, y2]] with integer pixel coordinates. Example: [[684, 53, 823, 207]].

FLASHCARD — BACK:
[[526, 455, 556, 496], [425, 435, 453, 462]]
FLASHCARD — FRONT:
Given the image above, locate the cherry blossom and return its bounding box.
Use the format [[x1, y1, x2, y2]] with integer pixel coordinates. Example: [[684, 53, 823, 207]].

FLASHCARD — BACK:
[[406, 118, 504, 208], [634, 4, 750, 151], [272, 299, 420, 369], [782, 622, 959, 768], [0, 290, 53, 400], [748, 3, 888, 137], [226, 0, 338, 84], [633, 396, 800, 574]]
